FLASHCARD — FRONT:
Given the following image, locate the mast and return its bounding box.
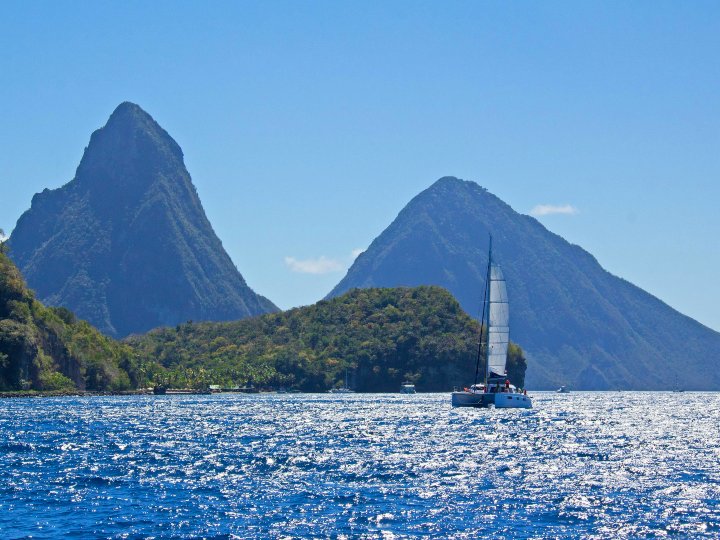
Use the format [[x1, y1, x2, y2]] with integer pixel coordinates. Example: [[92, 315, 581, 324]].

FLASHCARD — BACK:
[[473, 235, 493, 386], [483, 236, 493, 385]]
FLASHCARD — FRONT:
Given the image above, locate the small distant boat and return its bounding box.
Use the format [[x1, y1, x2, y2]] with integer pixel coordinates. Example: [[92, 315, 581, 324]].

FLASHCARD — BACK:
[[218, 384, 259, 393], [557, 386, 570, 394], [451, 236, 532, 409], [153, 386, 211, 395], [400, 383, 416, 394], [329, 369, 355, 393]]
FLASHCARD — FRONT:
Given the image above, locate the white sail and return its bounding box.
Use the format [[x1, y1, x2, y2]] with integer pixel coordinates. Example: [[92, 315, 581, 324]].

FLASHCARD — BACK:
[[487, 264, 509, 377]]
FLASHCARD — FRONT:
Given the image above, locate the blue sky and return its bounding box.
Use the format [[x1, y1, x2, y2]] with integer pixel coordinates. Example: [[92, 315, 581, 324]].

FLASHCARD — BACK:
[[1, 1, 718, 330]]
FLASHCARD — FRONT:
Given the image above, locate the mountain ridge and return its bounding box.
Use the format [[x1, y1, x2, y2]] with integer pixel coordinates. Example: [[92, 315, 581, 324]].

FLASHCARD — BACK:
[[8, 102, 277, 338], [328, 176, 720, 390]]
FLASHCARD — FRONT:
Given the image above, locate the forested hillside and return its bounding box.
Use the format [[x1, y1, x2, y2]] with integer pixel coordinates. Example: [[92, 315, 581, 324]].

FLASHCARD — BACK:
[[129, 286, 527, 391], [1, 240, 525, 393], [0, 248, 137, 391]]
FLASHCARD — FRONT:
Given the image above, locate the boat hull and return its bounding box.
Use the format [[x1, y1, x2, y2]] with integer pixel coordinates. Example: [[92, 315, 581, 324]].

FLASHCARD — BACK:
[[494, 392, 532, 408], [452, 391, 532, 409], [451, 391, 494, 408]]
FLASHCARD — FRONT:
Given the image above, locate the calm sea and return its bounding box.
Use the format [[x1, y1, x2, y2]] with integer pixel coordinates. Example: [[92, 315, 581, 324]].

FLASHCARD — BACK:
[[1, 392, 718, 539]]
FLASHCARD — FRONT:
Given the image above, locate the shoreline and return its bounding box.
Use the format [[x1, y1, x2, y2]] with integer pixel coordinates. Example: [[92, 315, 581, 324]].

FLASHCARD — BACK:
[[1, 389, 713, 399], [0, 389, 154, 399]]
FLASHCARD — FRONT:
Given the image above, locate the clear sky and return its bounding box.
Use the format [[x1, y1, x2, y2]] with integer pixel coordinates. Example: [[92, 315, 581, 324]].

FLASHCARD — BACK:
[[1, 1, 718, 331]]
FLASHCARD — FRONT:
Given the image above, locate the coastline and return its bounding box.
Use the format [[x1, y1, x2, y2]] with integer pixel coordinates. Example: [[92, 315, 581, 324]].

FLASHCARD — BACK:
[[0, 389, 154, 399]]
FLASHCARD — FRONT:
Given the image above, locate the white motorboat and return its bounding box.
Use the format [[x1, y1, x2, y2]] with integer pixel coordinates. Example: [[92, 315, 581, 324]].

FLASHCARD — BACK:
[[451, 237, 532, 409], [400, 383, 416, 394], [557, 385, 570, 393]]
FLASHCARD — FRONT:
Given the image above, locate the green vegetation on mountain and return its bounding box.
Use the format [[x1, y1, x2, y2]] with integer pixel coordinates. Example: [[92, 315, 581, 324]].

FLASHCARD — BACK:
[[328, 176, 720, 390], [7, 102, 277, 338], [128, 286, 527, 391], [1, 241, 526, 393], [0, 250, 138, 391]]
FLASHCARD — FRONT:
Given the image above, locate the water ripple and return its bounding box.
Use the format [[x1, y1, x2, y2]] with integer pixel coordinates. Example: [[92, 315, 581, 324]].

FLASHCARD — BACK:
[[0, 392, 719, 538]]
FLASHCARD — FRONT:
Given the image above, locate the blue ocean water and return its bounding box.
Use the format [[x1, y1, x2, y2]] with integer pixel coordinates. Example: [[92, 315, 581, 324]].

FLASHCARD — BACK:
[[0, 392, 719, 539]]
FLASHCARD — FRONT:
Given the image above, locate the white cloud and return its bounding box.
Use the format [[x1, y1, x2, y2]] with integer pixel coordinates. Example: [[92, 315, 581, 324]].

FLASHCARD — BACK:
[[0, 231, 7, 243], [284, 256, 344, 274], [285, 248, 366, 275], [530, 204, 579, 217]]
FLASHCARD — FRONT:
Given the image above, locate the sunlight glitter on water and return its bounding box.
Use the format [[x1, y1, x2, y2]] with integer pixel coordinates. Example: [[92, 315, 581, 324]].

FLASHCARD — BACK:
[[1, 392, 719, 538]]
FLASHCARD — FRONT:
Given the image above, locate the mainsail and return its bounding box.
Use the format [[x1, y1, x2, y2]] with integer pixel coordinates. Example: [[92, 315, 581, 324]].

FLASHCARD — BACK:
[[486, 263, 509, 378]]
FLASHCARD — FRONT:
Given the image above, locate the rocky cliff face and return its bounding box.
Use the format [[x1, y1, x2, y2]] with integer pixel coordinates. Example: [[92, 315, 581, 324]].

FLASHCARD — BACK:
[[328, 176, 720, 390], [8, 102, 277, 337]]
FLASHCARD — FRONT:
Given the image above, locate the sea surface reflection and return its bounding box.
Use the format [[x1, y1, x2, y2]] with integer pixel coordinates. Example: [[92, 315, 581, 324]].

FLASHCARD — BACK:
[[1, 392, 719, 538]]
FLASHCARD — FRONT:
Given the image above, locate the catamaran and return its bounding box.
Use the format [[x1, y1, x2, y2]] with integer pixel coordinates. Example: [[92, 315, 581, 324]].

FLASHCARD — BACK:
[[451, 237, 532, 409]]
